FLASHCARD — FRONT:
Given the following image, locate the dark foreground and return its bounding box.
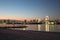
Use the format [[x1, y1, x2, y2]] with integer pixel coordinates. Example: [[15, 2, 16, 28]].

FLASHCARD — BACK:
[[0, 28, 60, 40]]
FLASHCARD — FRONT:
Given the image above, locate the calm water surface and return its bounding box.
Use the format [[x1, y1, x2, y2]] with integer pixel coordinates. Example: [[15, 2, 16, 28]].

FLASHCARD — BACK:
[[11, 24, 60, 32]]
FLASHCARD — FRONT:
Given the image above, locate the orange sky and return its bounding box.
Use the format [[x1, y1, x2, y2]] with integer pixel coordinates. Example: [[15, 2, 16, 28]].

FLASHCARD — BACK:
[[0, 16, 38, 20]]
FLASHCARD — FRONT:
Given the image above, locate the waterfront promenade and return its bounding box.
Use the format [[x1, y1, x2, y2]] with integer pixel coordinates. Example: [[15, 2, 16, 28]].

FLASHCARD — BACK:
[[0, 28, 60, 40]]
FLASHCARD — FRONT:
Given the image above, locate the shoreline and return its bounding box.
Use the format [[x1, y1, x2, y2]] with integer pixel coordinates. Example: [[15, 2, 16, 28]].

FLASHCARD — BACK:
[[0, 28, 60, 40]]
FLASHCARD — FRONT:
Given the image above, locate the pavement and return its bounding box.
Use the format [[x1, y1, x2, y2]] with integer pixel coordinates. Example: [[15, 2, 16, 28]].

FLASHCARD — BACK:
[[0, 28, 60, 40]]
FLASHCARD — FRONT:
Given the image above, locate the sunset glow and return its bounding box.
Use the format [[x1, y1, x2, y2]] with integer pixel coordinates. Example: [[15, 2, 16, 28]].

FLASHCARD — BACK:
[[0, 16, 35, 20]]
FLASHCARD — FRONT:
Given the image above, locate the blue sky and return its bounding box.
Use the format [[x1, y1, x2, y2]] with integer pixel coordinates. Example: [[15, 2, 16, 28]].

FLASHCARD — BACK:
[[0, 0, 60, 18]]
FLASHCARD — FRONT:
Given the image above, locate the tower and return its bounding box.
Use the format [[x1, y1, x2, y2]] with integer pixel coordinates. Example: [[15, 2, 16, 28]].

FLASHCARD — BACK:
[[45, 16, 49, 32]]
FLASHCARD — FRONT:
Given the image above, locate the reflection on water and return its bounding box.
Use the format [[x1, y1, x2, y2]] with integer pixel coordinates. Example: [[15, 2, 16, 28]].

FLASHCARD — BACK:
[[11, 24, 60, 32], [49, 25, 54, 32], [54, 25, 60, 32], [26, 24, 60, 32], [41, 24, 60, 32]]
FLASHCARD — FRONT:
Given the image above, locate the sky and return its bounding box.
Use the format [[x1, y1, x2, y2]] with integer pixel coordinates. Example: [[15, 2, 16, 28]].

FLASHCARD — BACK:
[[0, 0, 60, 20]]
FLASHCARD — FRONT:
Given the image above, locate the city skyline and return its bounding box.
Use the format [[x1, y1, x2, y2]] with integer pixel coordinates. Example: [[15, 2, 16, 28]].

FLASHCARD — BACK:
[[0, 0, 60, 20]]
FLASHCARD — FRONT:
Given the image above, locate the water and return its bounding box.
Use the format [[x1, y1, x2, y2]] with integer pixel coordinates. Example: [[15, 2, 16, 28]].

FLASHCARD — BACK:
[[11, 24, 60, 32]]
